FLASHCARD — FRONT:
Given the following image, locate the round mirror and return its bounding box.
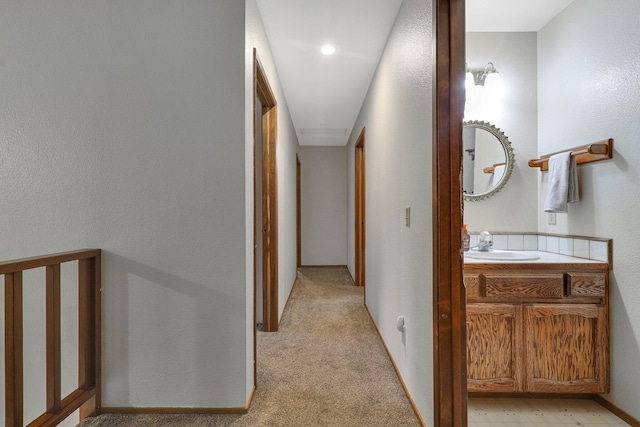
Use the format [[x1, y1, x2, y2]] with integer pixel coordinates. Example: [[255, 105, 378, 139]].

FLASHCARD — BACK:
[[463, 121, 515, 201]]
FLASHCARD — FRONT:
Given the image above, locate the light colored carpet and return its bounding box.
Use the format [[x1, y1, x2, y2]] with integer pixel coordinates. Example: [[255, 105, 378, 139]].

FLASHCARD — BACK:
[[79, 267, 422, 426]]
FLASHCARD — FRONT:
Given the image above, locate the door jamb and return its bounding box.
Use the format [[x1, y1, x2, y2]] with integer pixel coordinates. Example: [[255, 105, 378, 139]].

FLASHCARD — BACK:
[[433, 0, 467, 426], [254, 49, 279, 339], [296, 154, 301, 268], [354, 128, 366, 289]]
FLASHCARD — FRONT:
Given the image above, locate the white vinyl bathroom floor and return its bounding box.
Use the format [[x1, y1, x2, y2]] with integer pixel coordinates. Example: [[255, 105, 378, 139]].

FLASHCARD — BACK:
[[468, 398, 632, 426]]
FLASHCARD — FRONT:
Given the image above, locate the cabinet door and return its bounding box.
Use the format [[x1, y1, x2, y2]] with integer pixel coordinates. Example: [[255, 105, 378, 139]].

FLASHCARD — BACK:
[[524, 304, 609, 393], [467, 304, 523, 392]]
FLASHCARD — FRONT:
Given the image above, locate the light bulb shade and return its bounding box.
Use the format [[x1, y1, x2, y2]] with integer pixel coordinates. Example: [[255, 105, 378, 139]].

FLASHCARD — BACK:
[[465, 72, 475, 91], [465, 78, 486, 119], [484, 72, 502, 95]]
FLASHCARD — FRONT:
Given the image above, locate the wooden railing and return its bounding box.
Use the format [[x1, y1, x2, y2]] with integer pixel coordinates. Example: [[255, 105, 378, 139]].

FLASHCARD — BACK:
[[2, 249, 101, 427]]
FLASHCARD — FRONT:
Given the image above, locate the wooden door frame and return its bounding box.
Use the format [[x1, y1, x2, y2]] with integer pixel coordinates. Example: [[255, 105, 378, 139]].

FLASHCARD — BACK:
[[433, 0, 466, 426], [354, 128, 366, 288], [254, 49, 279, 338], [296, 154, 301, 268]]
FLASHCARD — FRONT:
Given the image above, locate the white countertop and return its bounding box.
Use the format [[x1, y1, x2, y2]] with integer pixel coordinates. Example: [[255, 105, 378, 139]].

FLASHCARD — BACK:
[[463, 250, 607, 264]]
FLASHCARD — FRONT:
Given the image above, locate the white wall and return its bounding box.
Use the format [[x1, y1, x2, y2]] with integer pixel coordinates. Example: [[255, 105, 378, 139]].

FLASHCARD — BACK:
[[538, 0, 640, 419], [346, 0, 434, 421], [300, 146, 348, 266], [246, 0, 300, 336], [1, 0, 251, 411], [464, 32, 538, 232]]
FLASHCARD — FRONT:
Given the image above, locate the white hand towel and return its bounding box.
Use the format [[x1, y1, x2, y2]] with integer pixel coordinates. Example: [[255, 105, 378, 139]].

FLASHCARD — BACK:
[[567, 154, 579, 203], [491, 164, 506, 187], [544, 152, 579, 213]]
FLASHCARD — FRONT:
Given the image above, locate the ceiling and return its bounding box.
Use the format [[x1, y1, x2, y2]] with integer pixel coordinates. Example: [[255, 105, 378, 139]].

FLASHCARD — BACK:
[[255, 0, 403, 146], [256, 0, 574, 147], [466, 0, 574, 32]]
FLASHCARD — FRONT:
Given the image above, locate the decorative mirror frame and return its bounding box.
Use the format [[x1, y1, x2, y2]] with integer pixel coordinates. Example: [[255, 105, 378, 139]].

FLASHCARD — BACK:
[[463, 120, 515, 201]]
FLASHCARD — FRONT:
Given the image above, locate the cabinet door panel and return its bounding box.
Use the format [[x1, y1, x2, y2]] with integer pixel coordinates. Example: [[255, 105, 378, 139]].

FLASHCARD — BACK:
[[467, 304, 523, 392], [524, 304, 609, 393]]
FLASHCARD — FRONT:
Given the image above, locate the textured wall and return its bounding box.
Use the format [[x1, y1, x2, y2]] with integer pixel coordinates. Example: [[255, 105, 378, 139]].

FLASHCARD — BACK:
[[346, 0, 434, 421], [464, 32, 539, 233], [538, 0, 640, 418], [0, 0, 250, 411], [300, 146, 348, 266]]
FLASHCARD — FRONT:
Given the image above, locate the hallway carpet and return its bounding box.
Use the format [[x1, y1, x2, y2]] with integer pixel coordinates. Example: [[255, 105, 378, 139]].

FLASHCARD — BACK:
[[79, 267, 422, 427]]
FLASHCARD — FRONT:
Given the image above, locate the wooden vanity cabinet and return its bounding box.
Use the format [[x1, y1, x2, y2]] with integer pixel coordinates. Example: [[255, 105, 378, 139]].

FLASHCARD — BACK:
[[465, 264, 610, 394]]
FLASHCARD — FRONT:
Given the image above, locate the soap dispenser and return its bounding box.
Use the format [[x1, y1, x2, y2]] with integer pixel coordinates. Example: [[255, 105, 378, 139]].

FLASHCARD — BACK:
[[462, 224, 470, 252], [478, 231, 493, 251]]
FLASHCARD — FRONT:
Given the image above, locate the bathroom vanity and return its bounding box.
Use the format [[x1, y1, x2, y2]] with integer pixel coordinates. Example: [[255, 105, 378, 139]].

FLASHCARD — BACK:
[[464, 252, 610, 395]]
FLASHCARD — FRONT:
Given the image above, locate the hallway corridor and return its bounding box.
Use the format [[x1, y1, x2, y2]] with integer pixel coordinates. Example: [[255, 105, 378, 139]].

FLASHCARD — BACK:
[[79, 267, 421, 426]]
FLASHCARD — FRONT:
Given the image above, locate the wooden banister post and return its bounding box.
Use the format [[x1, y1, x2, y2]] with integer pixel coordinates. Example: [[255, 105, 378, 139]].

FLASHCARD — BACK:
[[46, 264, 62, 413], [78, 258, 96, 390], [5, 272, 24, 427], [78, 254, 101, 419]]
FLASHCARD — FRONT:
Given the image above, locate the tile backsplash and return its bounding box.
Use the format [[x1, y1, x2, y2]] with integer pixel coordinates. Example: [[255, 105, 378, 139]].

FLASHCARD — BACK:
[[468, 232, 611, 263]]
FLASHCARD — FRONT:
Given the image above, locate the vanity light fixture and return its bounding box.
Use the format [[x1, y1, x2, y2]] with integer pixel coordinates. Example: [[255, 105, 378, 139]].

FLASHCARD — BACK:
[[466, 62, 500, 87], [465, 62, 502, 119]]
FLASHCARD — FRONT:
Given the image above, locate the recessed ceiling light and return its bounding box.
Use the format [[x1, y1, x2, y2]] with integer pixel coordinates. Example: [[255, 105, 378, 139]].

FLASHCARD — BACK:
[[320, 44, 337, 55]]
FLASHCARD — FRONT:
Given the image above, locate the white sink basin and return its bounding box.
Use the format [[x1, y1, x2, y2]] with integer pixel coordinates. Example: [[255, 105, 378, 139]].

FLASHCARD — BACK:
[[464, 250, 540, 261]]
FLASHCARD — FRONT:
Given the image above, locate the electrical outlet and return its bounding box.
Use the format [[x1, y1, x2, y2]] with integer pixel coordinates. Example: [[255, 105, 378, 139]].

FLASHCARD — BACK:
[[547, 212, 557, 225]]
